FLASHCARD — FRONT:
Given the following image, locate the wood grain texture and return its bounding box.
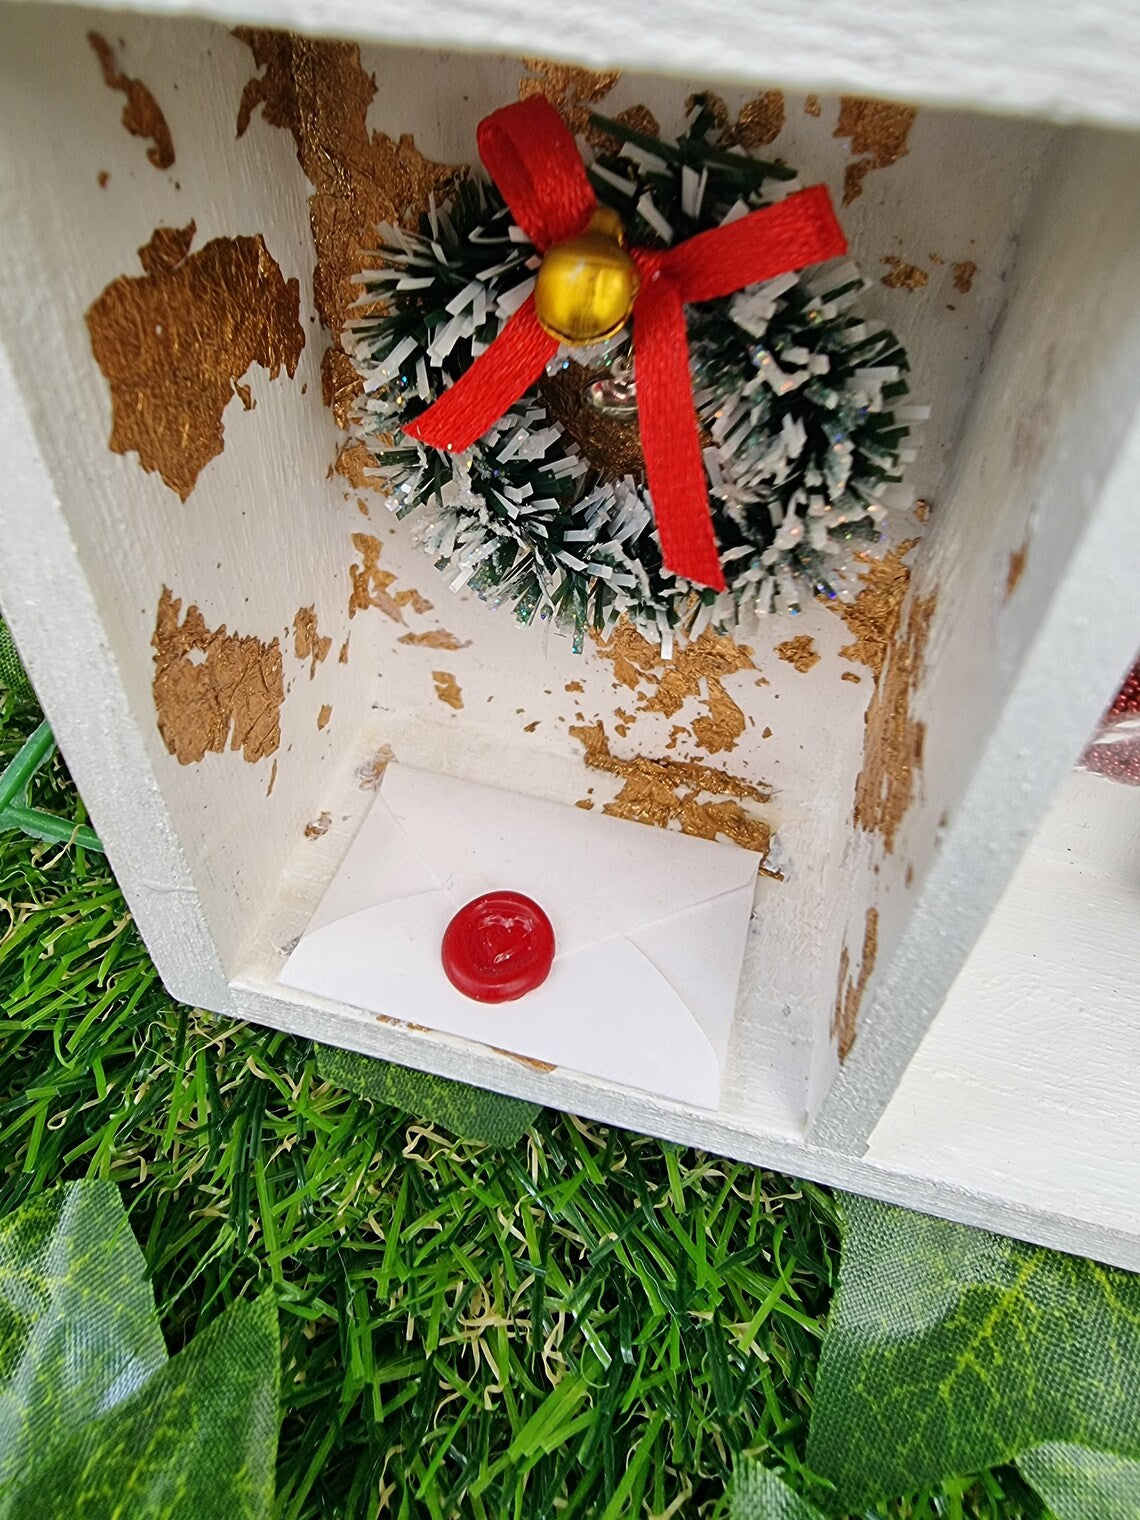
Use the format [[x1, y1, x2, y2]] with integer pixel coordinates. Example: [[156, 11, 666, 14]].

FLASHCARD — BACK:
[[35, 0, 1140, 129]]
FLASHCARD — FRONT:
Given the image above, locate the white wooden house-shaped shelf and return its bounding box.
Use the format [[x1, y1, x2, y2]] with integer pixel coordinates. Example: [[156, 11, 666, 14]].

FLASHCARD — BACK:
[[1, 0, 1138, 1265]]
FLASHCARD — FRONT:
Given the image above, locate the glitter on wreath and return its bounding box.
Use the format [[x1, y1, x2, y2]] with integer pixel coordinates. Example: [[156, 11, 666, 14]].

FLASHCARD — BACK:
[[346, 96, 924, 649]]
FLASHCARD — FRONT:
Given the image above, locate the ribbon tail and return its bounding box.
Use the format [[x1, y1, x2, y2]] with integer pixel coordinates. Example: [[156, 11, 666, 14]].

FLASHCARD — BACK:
[[661, 185, 847, 302], [633, 275, 726, 592], [404, 297, 558, 454]]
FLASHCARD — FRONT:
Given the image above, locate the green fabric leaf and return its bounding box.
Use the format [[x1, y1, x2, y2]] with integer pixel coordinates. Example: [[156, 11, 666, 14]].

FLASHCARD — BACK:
[[0, 1182, 279, 1520], [1019, 1444, 1140, 1520], [315, 1042, 540, 1146], [730, 1462, 828, 1519], [0, 621, 33, 704], [10, 1295, 279, 1520], [806, 1196, 1140, 1508], [0, 1180, 166, 1487]]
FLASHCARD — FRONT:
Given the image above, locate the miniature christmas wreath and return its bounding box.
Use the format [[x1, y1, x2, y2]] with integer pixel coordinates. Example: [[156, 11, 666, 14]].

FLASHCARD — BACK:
[[347, 94, 915, 649]]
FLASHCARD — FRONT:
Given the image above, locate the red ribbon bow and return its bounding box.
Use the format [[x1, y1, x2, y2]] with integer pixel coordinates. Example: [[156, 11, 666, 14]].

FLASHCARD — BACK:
[[405, 97, 847, 591]]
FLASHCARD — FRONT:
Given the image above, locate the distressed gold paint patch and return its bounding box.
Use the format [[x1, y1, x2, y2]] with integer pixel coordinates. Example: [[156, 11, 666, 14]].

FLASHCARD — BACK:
[[804, 94, 822, 117], [305, 811, 332, 838], [853, 589, 936, 853], [587, 103, 662, 155], [86, 224, 304, 500], [317, 703, 332, 730], [359, 744, 395, 789], [235, 30, 461, 345], [571, 720, 773, 865], [830, 540, 919, 679], [834, 96, 917, 206], [686, 91, 785, 150], [432, 671, 464, 709], [493, 1048, 558, 1073], [774, 634, 820, 673], [1006, 539, 1029, 597], [831, 542, 933, 852], [952, 259, 978, 294], [733, 91, 785, 148], [592, 621, 756, 756], [88, 32, 174, 170], [398, 629, 471, 650], [519, 58, 621, 136], [321, 345, 364, 429], [832, 906, 879, 1060], [152, 587, 283, 765], [334, 440, 382, 493], [293, 606, 332, 678], [881, 256, 929, 292], [348, 533, 432, 622]]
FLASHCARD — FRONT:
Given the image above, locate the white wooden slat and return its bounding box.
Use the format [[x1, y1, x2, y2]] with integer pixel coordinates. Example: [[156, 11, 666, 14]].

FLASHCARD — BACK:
[[14, 0, 1140, 129]]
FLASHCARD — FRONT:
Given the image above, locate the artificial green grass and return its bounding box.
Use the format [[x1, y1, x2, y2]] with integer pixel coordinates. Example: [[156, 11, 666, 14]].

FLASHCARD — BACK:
[[0, 683, 1034, 1519]]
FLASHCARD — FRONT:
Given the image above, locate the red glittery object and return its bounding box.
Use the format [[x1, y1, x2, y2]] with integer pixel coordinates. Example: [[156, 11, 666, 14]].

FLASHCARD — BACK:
[[1080, 657, 1140, 785], [441, 891, 555, 1002]]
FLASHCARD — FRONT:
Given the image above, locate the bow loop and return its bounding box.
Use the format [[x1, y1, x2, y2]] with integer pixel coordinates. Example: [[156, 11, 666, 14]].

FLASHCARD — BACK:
[[477, 97, 597, 251]]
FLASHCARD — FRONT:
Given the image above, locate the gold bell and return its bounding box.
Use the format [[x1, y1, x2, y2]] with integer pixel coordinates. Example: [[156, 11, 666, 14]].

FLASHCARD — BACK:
[[534, 207, 639, 347]]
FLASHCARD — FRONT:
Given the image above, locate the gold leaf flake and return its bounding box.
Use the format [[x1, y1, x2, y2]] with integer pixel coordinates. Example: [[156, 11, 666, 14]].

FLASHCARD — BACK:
[[88, 32, 174, 170], [321, 345, 364, 429], [774, 635, 820, 673], [881, 255, 929, 291], [432, 671, 464, 709], [235, 30, 460, 344], [571, 720, 773, 863], [804, 94, 822, 117], [317, 703, 332, 730], [952, 259, 978, 294], [853, 590, 935, 853], [359, 744, 395, 789], [492, 1048, 557, 1073], [830, 540, 918, 679], [334, 440, 381, 493], [1006, 540, 1029, 597], [397, 629, 472, 650], [733, 91, 785, 148], [86, 224, 304, 499], [518, 58, 621, 135], [293, 605, 332, 678], [832, 907, 879, 1059], [592, 621, 755, 756], [305, 811, 332, 838], [834, 96, 917, 205], [830, 542, 933, 853], [586, 103, 661, 153], [151, 587, 283, 765], [348, 533, 431, 622]]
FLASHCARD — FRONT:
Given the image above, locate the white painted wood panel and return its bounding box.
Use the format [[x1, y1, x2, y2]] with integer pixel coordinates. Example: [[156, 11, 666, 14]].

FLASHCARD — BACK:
[[15, 0, 1140, 130], [867, 768, 1140, 1240], [812, 128, 1140, 1147]]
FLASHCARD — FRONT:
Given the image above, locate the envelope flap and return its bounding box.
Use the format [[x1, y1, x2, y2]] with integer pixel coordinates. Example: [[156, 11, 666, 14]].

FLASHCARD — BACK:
[[380, 763, 761, 952], [306, 791, 441, 936]]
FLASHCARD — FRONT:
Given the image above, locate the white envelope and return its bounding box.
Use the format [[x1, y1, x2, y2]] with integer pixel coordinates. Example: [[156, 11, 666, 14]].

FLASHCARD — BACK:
[[279, 763, 762, 1107]]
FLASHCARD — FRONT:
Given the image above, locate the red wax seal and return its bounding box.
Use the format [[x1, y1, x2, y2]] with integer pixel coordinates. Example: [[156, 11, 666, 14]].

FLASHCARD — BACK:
[[441, 891, 555, 1003]]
